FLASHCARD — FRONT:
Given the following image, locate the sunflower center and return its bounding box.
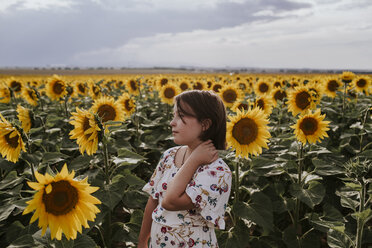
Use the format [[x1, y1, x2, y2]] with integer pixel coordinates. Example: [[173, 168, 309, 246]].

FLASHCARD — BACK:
[[83, 117, 92, 139], [193, 82, 202, 90], [327, 80, 339, 92], [130, 80, 137, 91], [180, 82, 188, 91], [11, 81, 22, 92], [356, 79, 366, 88], [97, 104, 116, 122], [28, 89, 37, 100], [274, 82, 281, 88], [223, 89, 237, 103], [259, 83, 269, 93], [274, 90, 286, 101], [43, 180, 78, 216], [53, 81, 64, 94], [124, 99, 133, 111], [299, 117, 318, 135], [213, 84, 222, 92], [78, 84, 86, 93], [93, 86, 100, 96], [5, 132, 19, 148], [237, 103, 249, 111], [164, 88, 175, 99], [160, 78, 168, 86], [232, 118, 258, 145], [295, 91, 310, 110], [256, 99, 265, 110]]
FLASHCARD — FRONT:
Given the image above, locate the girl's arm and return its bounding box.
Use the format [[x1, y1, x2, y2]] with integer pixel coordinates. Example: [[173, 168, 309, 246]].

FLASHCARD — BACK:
[[138, 196, 158, 248], [162, 140, 218, 211]]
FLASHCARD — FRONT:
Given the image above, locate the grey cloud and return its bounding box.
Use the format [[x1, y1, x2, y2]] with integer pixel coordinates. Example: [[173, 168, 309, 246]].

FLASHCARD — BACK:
[[0, 0, 312, 66]]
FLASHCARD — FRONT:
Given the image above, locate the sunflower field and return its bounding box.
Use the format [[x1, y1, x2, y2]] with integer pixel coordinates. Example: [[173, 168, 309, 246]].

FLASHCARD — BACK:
[[0, 72, 371, 248]]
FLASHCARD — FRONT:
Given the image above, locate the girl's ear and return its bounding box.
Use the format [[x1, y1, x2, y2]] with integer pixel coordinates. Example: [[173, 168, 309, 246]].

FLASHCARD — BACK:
[[201, 119, 212, 131]]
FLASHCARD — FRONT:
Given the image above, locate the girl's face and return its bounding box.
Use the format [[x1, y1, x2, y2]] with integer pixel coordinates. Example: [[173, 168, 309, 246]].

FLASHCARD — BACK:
[[170, 102, 203, 147]]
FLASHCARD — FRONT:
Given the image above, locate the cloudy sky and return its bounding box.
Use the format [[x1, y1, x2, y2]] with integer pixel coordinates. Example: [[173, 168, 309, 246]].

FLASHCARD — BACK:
[[1, 0, 371, 70]]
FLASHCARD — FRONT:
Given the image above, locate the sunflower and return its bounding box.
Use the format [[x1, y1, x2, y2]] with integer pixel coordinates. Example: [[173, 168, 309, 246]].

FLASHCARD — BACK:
[[231, 100, 251, 113], [159, 84, 181, 105], [16, 105, 32, 133], [46, 75, 67, 101], [271, 88, 287, 106], [353, 76, 371, 95], [74, 81, 88, 96], [90, 96, 125, 124], [7, 77, 23, 96], [88, 81, 102, 100], [0, 114, 26, 163], [22, 87, 38, 106], [323, 77, 341, 98], [0, 84, 11, 103], [306, 81, 323, 105], [23, 163, 101, 240], [178, 81, 190, 92], [117, 93, 136, 117], [126, 78, 140, 96], [254, 80, 272, 96], [219, 84, 243, 108], [287, 86, 316, 116], [290, 109, 330, 145], [227, 108, 271, 157], [192, 80, 208, 91], [253, 95, 273, 116], [157, 77, 169, 88], [211, 82, 223, 93], [69, 108, 101, 155], [341, 71, 355, 83]]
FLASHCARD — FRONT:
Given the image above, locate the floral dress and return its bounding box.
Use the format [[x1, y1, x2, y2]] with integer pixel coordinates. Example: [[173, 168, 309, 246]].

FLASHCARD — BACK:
[[142, 146, 232, 248]]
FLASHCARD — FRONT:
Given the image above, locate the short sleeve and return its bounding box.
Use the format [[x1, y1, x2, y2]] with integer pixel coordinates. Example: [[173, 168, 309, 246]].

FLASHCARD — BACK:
[[185, 159, 232, 229], [142, 148, 174, 200]]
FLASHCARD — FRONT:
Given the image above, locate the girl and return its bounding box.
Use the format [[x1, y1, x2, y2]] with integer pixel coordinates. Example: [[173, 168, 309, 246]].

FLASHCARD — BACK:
[[138, 90, 232, 248]]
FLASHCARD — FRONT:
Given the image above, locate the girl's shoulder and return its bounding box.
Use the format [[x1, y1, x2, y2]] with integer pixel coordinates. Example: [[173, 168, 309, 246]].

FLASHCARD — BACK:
[[206, 158, 232, 174], [159, 146, 181, 161]]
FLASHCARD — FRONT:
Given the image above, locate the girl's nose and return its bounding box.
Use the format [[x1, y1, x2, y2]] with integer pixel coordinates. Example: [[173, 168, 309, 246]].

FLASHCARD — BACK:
[[170, 118, 176, 127]]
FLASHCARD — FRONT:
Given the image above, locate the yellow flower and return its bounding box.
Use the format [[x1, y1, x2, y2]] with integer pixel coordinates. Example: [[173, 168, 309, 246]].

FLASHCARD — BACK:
[[22, 87, 38, 106], [231, 100, 251, 113], [91, 96, 125, 124], [226, 108, 271, 158], [46, 75, 67, 101], [323, 77, 341, 98], [0, 114, 26, 163], [291, 109, 330, 145], [16, 105, 32, 133], [254, 80, 272, 96], [353, 76, 371, 95], [159, 84, 181, 105], [211, 82, 223, 93], [6, 77, 23, 96], [271, 88, 287, 106], [253, 95, 273, 116], [69, 108, 101, 155], [287, 86, 316, 116], [117, 93, 136, 117], [192, 80, 208, 90], [126, 78, 140, 95], [178, 80, 190, 92], [341, 71, 355, 83], [23, 164, 101, 240], [74, 81, 88, 96], [219, 84, 243, 108], [88, 80, 102, 100], [0, 84, 11, 103]]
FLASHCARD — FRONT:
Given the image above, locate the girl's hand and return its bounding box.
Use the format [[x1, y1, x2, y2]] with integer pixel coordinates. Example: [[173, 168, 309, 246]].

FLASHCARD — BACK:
[[189, 140, 218, 166]]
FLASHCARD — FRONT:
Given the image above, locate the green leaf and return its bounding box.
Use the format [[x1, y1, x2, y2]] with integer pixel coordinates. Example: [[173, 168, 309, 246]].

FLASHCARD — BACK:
[[233, 192, 273, 232], [351, 208, 372, 223], [95, 174, 128, 210], [7, 234, 38, 248], [313, 158, 345, 176], [290, 181, 325, 208], [41, 152, 70, 165], [73, 234, 98, 248], [327, 229, 352, 248], [283, 225, 300, 248], [0, 171, 24, 190], [117, 148, 146, 163]]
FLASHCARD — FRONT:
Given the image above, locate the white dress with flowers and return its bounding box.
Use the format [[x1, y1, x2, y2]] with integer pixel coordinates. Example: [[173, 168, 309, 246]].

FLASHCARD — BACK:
[[142, 146, 232, 248]]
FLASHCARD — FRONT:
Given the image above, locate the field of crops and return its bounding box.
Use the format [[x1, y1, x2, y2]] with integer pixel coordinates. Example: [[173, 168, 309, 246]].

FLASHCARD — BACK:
[[0, 72, 371, 248]]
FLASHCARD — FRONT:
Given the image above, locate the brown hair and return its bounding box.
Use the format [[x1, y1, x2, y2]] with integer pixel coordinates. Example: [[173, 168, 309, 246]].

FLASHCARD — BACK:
[[175, 90, 227, 150]]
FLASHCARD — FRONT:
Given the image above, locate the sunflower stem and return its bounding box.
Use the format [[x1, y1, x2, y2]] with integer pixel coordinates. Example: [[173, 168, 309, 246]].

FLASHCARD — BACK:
[[355, 180, 366, 248], [294, 142, 304, 237]]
